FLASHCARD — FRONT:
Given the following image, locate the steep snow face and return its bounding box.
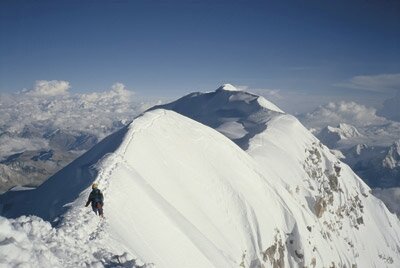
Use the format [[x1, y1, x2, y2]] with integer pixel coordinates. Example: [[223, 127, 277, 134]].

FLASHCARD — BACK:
[[243, 113, 400, 267], [1, 105, 400, 266]]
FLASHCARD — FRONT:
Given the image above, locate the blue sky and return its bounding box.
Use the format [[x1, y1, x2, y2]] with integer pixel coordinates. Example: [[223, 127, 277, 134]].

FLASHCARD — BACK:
[[1, 0, 399, 111]]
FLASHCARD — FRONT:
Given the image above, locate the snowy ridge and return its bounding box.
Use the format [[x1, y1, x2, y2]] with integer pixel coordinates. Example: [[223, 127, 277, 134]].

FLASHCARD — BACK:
[[1, 86, 400, 267], [103, 110, 298, 267]]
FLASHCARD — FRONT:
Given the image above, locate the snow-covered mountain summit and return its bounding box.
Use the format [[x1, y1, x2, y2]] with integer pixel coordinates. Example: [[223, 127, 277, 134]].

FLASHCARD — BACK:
[[217, 83, 242, 92], [383, 140, 400, 169], [1, 86, 400, 267], [317, 123, 362, 148], [326, 123, 362, 139], [151, 84, 283, 148]]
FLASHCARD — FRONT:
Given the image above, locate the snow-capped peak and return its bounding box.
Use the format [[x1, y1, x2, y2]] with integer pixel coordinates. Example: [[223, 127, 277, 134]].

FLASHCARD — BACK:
[[318, 123, 362, 148], [216, 83, 240, 91], [325, 123, 362, 139], [214, 84, 283, 112], [337, 123, 362, 137], [151, 86, 284, 147], [383, 140, 400, 169]]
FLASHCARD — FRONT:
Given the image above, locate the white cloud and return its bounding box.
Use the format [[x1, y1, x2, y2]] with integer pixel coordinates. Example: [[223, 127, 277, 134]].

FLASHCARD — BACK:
[[299, 100, 400, 147], [0, 81, 161, 158], [111, 82, 130, 94], [337, 73, 400, 92], [27, 80, 71, 96], [301, 101, 388, 129], [237, 86, 365, 115]]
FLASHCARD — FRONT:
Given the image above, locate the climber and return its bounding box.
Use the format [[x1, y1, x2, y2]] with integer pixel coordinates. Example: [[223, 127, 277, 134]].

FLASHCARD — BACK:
[[85, 183, 104, 217]]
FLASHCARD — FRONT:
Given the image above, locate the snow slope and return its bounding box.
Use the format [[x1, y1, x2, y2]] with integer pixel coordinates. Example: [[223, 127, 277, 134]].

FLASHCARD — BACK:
[[1, 87, 400, 267], [1, 110, 301, 267], [153, 85, 400, 267]]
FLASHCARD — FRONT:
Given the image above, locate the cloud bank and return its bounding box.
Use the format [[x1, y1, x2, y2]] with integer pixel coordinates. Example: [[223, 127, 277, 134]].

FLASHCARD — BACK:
[[27, 80, 71, 96], [0, 80, 161, 158], [300, 101, 388, 129], [299, 100, 400, 148], [337, 73, 400, 92]]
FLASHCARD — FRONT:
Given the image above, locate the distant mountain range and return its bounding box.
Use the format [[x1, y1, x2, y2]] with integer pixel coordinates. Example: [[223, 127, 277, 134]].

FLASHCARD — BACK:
[[0, 86, 150, 193], [0, 128, 99, 193]]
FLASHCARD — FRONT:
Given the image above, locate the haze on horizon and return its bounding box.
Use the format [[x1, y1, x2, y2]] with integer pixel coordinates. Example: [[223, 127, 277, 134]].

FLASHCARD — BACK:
[[1, 0, 400, 113]]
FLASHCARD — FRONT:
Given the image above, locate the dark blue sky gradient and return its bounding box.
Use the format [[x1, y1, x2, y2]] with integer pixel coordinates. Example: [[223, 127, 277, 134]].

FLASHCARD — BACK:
[[1, 0, 399, 99]]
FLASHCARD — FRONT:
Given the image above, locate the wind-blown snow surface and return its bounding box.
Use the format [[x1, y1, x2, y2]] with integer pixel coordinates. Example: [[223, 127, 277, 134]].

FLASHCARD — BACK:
[[1, 99, 400, 266]]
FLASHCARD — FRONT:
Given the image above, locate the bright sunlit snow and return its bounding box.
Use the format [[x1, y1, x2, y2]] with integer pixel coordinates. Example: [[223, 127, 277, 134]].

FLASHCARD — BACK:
[[1, 89, 400, 267]]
